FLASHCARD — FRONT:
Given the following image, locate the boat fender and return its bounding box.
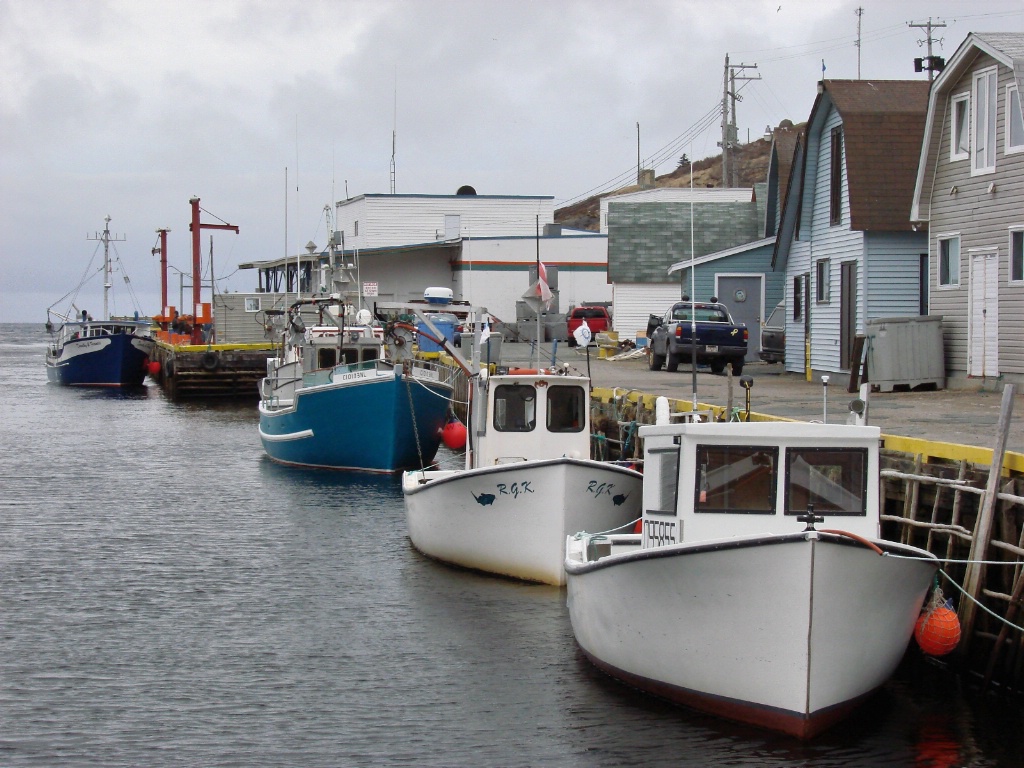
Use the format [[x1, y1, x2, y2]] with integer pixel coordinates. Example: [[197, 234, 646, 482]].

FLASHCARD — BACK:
[[914, 590, 961, 656], [200, 351, 220, 371]]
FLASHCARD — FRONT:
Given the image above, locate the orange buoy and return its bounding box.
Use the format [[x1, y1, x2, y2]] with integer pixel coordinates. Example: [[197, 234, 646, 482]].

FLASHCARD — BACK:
[[915, 600, 961, 656], [146, 360, 161, 377], [442, 420, 467, 450]]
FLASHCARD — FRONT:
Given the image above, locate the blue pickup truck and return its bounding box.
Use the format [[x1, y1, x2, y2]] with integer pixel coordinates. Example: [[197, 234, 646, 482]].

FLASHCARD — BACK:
[[647, 300, 748, 375]]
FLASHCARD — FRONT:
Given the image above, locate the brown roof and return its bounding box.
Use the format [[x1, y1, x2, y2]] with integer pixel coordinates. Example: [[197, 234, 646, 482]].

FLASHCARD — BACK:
[[819, 80, 930, 231], [771, 122, 802, 204]]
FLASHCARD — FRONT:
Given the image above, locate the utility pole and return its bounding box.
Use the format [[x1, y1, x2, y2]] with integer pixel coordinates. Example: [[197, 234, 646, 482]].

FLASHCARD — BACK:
[[908, 17, 947, 81], [855, 7, 864, 79], [719, 54, 760, 188]]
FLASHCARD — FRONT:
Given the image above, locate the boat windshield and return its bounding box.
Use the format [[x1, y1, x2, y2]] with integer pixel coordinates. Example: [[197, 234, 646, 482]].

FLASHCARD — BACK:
[[785, 448, 868, 516], [546, 385, 586, 433], [493, 384, 536, 432], [695, 445, 778, 514]]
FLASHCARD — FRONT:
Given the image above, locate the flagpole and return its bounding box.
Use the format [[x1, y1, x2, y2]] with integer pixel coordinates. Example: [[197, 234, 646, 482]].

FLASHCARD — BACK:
[[535, 215, 541, 370]]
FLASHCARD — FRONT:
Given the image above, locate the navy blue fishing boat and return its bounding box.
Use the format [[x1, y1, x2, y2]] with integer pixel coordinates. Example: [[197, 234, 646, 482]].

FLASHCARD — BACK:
[[45, 216, 154, 387]]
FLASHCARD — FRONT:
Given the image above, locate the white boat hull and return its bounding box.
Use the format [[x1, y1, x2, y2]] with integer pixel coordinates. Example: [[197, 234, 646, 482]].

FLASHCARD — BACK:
[[565, 531, 937, 737], [404, 459, 642, 586]]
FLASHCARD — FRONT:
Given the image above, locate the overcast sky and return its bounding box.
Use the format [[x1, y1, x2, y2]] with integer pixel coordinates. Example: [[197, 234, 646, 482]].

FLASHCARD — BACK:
[[3, 0, 1023, 322]]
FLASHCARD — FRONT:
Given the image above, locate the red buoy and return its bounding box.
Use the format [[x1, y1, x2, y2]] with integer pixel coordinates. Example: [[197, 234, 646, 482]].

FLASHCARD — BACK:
[[915, 602, 961, 656], [442, 420, 467, 450], [146, 360, 161, 377]]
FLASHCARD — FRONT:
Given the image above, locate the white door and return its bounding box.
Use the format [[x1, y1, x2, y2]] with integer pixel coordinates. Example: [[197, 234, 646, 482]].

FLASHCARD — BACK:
[[968, 251, 999, 377]]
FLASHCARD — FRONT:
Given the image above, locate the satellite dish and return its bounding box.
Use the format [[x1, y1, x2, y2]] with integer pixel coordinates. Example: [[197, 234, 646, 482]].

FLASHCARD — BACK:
[[456, 185, 477, 196], [356, 309, 373, 326]]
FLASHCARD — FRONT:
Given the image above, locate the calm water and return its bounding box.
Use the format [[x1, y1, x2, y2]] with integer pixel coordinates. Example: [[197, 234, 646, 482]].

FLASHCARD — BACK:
[[1, 322, 1021, 767]]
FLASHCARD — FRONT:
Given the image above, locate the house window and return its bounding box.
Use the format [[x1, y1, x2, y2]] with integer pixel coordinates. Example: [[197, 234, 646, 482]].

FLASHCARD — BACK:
[[793, 276, 803, 320], [1011, 229, 1024, 283], [973, 68, 998, 174], [951, 93, 970, 161], [829, 126, 843, 225], [815, 259, 831, 302], [1007, 85, 1024, 154], [244, 297, 261, 312], [938, 235, 961, 287]]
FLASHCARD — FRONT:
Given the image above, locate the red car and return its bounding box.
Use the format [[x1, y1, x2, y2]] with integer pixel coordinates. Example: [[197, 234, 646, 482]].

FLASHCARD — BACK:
[[567, 306, 611, 346]]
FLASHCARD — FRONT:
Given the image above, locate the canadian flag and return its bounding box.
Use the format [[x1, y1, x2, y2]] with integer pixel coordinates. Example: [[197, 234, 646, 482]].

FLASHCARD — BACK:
[[535, 262, 553, 306]]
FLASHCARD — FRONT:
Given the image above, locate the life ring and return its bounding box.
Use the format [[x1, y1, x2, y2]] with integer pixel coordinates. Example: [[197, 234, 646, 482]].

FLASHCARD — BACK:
[[200, 351, 220, 371]]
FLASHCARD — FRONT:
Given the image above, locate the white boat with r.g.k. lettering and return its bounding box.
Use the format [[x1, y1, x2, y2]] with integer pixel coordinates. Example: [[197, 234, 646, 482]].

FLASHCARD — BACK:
[[403, 365, 642, 586]]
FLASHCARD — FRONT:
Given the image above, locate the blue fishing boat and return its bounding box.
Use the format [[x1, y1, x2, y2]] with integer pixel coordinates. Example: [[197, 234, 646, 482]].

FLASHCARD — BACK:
[[258, 299, 457, 473], [45, 216, 154, 387]]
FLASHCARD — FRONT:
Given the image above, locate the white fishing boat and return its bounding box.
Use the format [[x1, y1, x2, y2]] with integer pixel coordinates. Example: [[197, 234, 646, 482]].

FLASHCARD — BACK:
[[564, 416, 938, 738], [402, 364, 643, 586]]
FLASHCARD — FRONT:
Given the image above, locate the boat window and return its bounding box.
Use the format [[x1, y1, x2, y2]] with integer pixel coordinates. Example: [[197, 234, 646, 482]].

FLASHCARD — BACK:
[[318, 348, 337, 369], [785, 447, 868, 516], [694, 445, 778, 514], [649, 447, 680, 514], [361, 347, 379, 362], [493, 384, 536, 432], [340, 348, 360, 365], [546, 385, 586, 432]]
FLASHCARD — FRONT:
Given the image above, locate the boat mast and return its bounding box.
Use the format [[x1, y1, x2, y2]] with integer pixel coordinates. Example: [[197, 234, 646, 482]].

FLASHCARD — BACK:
[[87, 215, 124, 321]]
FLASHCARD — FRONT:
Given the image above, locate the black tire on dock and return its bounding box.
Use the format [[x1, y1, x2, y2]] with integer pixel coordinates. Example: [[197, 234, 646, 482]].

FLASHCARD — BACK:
[[201, 351, 220, 371]]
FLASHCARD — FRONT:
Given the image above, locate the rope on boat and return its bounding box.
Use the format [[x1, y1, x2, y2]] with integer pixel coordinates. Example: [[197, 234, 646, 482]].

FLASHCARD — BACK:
[[406, 375, 425, 470], [884, 552, 1024, 633], [938, 569, 1024, 635], [572, 518, 642, 540], [407, 374, 469, 406]]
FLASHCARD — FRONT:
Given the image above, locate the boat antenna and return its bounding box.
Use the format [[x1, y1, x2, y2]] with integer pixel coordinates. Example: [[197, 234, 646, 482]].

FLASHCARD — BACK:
[[284, 166, 289, 303], [390, 68, 397, 194], [689, 147, 697, 413]]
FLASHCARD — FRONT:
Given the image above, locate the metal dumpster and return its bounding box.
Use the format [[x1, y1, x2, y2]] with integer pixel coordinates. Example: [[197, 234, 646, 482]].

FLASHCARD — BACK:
[[865, 315, 945, 392]]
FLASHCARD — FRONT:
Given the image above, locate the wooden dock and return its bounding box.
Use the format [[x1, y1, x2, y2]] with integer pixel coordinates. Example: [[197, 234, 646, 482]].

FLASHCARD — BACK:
[[151, 340, 275, 399]]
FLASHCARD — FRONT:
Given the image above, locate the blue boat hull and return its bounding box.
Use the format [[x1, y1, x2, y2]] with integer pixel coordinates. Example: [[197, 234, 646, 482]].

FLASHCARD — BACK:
[[258, 371, 451, 473], [46, 332, 153, 387]]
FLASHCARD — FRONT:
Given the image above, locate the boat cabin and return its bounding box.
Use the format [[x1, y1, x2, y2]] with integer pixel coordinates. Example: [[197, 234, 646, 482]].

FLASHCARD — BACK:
[[470, 370, 592, 467], [638, 421, 882, 545], [300, 326, 382, 373]]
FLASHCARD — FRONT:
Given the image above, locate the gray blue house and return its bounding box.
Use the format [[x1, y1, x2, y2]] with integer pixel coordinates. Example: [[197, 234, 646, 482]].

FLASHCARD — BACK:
[[773, 80, 931, 377]]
